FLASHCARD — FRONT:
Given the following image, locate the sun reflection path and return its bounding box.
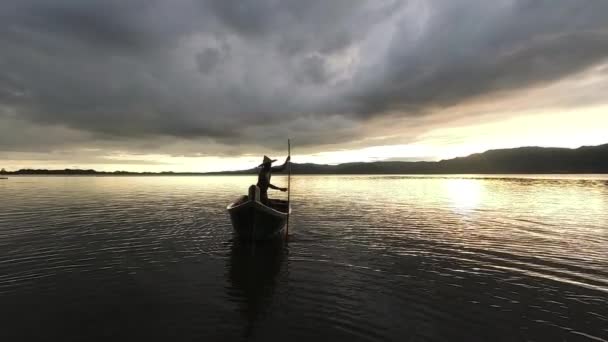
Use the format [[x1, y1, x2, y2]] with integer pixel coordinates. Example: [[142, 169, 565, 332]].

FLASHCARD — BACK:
[[443, 178, 484, 213]]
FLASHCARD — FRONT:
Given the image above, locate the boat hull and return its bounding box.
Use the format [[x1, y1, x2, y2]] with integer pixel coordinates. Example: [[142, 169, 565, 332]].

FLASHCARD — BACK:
[[227, 186, 291, 241]]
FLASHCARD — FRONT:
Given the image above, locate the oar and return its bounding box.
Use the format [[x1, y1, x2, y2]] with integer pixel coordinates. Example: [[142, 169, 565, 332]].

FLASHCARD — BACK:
[[286, 139, 291, 240]]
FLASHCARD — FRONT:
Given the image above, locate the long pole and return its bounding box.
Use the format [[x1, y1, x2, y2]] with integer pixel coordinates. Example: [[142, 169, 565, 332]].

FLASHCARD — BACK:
[[286, 139, 291, 239]]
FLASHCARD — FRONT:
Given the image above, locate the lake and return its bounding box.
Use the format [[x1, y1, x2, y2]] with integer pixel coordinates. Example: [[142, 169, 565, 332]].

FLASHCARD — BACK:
[[1, 175, 607, 341]]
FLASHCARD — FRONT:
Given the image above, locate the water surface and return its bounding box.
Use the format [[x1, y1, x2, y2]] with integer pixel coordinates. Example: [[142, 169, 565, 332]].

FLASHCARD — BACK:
[[1, 175, 607, 341]]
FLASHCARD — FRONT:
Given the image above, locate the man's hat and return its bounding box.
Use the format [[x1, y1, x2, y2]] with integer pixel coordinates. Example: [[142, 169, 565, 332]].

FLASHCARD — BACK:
[[258, 155, 277, 167]]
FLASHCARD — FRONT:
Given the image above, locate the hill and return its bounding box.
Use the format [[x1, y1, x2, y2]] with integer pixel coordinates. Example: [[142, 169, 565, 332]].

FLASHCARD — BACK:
[[210, 143, 608, 174], [2, 143, 607, 175]]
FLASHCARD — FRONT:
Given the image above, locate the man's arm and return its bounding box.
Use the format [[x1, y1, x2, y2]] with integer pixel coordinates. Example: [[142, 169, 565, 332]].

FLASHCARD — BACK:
[[271, 156, 291, 172], [269, 183, 287, 192]]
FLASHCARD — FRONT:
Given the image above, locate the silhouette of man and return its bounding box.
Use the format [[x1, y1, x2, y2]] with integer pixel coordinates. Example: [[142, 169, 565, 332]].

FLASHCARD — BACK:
[[257, 155, 290, 205]]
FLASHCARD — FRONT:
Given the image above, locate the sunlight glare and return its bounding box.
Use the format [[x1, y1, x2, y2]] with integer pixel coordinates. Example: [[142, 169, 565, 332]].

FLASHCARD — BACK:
[[443, 179, 484, 212]]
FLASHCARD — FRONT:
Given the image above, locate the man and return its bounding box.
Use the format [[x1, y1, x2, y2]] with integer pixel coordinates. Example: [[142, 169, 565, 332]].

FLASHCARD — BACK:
[[257, 155, 290, 205]]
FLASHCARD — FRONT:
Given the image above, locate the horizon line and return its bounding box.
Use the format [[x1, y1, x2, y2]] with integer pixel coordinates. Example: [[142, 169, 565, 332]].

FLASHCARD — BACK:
[[2, 142, 606, 174]]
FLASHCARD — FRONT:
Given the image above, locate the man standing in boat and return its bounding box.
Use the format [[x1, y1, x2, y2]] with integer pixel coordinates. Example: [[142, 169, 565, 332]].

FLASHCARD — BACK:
[[257, 155, 290, 205]]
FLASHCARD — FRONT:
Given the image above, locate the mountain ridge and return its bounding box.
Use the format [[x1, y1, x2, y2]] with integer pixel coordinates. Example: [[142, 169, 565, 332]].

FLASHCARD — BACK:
[[3, 143, 607, 175], [210, 143, 608, 174]]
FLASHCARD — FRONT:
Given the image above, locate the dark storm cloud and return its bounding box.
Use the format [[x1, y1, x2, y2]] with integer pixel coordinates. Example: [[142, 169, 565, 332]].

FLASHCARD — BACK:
[[1, 0, 608, 154]]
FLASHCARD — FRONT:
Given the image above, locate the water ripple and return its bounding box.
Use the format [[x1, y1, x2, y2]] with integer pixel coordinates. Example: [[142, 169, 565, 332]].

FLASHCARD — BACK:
[[1, 175, 607, 341]]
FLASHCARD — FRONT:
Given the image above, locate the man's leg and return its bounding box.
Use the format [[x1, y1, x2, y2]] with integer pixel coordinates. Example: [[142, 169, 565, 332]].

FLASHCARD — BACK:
[[260, 191, 269, 205]]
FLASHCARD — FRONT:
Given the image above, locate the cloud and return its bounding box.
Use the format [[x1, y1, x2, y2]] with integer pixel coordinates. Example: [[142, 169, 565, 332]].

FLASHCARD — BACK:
[[1, 0, 608, 157]]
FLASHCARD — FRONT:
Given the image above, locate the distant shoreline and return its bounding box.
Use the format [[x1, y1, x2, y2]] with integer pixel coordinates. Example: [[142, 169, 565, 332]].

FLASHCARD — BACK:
[[2, 143, 607, 176], [3, 172, 608, 176]]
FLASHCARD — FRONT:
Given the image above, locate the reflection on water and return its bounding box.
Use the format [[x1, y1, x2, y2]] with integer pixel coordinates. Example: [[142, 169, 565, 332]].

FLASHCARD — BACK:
[[443, 178, 484, 212], [227, 238, 286, 339], [1, 175, 607, 341]]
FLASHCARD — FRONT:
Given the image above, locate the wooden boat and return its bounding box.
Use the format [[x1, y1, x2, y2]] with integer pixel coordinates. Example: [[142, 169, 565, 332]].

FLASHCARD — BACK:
[[227, 185, 291, 240]]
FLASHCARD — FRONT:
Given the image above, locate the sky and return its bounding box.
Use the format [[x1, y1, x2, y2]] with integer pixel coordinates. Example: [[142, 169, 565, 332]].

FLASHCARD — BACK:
[[1, 0, 608, 172]]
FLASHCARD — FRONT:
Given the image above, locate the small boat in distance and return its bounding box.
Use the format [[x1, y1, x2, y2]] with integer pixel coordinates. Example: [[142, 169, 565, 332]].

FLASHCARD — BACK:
[[0, 177, 7, 180], [227, 185, 291, 241]]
